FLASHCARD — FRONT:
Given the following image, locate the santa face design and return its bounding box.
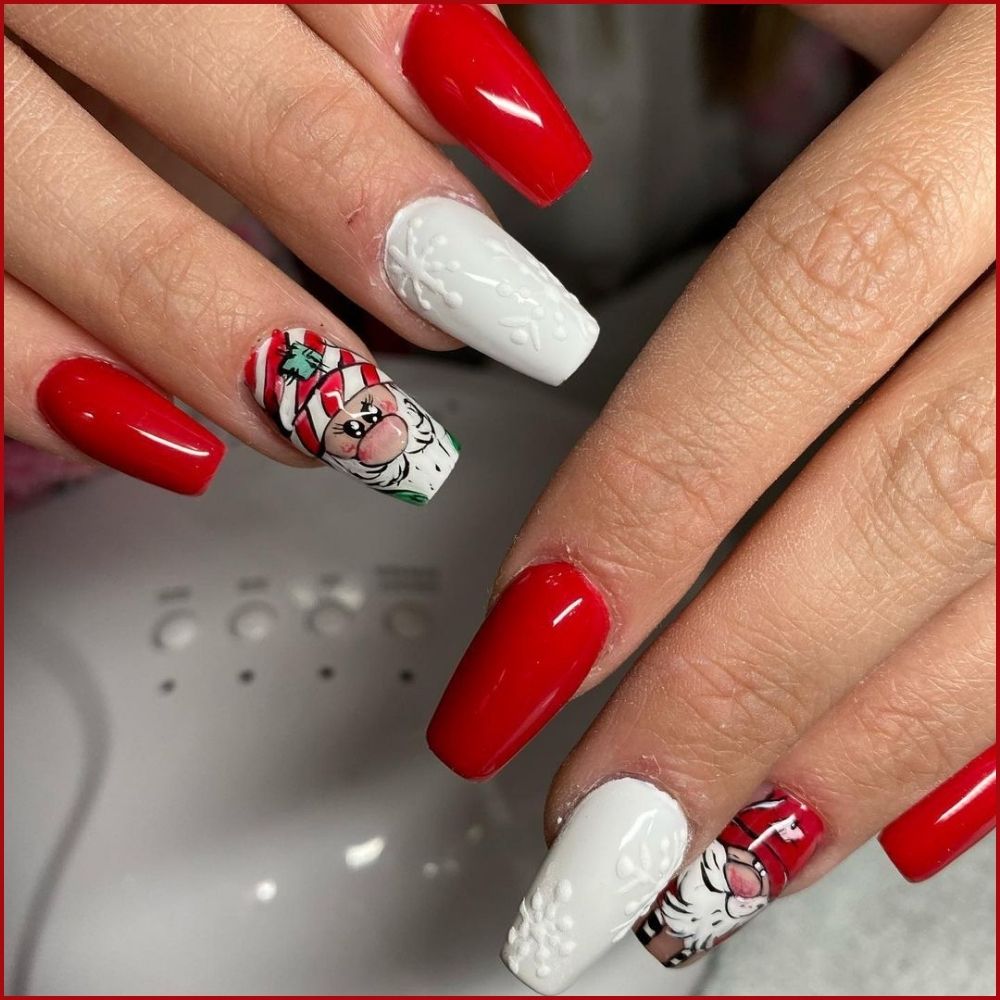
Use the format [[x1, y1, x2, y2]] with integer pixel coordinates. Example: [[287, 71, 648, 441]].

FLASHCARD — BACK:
[[636, 790, 823, 967], [245, 328, 459, 504]]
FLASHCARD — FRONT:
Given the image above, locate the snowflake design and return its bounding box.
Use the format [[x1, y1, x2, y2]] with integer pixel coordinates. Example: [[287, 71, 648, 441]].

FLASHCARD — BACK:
[[609, 836, 680, 942], [386, 217, 464, 312], [484, 237, 599, 352], [505, 879, 576, 981]]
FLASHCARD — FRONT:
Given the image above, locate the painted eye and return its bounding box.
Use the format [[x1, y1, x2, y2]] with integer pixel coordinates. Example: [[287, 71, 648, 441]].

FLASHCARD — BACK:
[[343, 419, 366, 439], [361, 405, 382, 425]]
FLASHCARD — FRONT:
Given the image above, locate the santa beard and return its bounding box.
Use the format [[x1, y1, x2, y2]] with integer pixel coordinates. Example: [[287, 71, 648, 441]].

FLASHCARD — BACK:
[[658, 839, 768, 955], [326, 391, 453, 497]]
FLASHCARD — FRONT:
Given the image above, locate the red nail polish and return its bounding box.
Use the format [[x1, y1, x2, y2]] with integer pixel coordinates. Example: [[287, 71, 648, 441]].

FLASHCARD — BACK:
[[36, 358, 224, 496], [878, 745, 996, 882], [637, 788, 824, 967], [402, 4, 592, 206], [427, 562, 610, 779]]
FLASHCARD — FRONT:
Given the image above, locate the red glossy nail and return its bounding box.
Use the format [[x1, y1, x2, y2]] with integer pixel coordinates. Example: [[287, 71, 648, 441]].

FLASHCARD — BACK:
[[427, 562, 610, 780], [37, 357, 224, 496], [878, 745, 996, 882], [402, 4, 592, 206]]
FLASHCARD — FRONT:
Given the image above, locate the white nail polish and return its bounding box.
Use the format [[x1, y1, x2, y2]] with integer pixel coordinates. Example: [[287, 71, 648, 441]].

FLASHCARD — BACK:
[[502, 777, 688, 995], [384, 197, 600, 386]]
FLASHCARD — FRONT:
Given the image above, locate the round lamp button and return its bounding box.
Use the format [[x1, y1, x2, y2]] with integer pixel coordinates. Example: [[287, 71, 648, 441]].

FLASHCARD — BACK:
[[386, 603, 431, 640], [153, 611, 198, 651], [310, 602, 352, 637], [230, 603, 277, 642]]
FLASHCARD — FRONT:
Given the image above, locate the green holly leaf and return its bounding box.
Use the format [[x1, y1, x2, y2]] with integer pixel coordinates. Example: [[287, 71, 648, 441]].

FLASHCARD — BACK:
[[448, 432, 462, 454], [280, 343, 324, 380], [386, 489, 429, 506]]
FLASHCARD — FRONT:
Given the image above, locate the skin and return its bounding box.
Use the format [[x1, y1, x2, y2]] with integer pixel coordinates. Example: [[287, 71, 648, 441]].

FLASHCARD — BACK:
[[3, 3, 995, 944], [493, 5, 995, 914]]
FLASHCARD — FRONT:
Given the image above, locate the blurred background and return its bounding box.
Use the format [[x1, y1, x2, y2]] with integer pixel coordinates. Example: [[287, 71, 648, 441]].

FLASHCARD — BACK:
[[5, 5, 995, 996]]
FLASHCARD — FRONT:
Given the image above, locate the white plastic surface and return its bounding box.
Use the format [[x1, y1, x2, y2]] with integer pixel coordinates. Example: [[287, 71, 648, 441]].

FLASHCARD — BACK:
[[4, 361, 703, 997]]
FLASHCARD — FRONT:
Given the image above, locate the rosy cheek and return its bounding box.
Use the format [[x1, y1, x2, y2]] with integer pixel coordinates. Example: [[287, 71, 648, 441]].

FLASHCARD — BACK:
[[380, 397, 398, 415], [334, 438, 357, 458]]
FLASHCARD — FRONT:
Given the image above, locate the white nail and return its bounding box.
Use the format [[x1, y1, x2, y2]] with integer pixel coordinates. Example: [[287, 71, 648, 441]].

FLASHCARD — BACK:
[[502, 777, 688, 995], [384, 197, 600, 386]]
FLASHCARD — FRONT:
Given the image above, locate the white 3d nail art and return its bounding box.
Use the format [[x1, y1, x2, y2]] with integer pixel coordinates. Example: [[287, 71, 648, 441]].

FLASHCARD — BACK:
[[384, 197, 599, 386], [502, 777, 688, 995], [245, 328, 459, 505]]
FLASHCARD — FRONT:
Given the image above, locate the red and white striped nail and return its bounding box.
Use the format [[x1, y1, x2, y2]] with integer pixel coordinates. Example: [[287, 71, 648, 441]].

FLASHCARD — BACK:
[[245, 327, 459, 505], [635, 788, 824, 967]]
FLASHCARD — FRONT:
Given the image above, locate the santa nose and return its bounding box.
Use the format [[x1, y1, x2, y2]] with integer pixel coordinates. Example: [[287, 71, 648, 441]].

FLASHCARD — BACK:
[[724, 860, 765, 899], [357, 414, 408, 466]]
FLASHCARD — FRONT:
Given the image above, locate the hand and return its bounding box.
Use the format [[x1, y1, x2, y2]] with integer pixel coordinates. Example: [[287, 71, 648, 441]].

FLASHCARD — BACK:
[[4, 4, 596, 503], [426, 6, 995, 992]]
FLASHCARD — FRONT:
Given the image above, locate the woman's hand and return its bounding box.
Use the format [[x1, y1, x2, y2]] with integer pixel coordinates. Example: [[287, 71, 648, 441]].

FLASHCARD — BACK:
[[4, 4, 595, 503], [426, 6, 995, 992]]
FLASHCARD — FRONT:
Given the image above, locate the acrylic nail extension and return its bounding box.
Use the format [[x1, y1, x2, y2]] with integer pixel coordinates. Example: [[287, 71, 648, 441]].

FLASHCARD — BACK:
[[635, 789, 824, 968], [384, 197, 599, 386], [36, 357, 224, 495], [427, 562, 610, 779], [879, 745, 997, 883], [502, 777, 688, 996], [245, 327, 458, 505], [403, 4, 592, 206]]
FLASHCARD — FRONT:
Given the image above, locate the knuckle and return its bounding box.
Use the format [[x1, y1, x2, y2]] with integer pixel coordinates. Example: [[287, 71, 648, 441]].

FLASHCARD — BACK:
[[722, 153, 970, 370], [871, 376, 996, 553], [670, 640, 816, 773], [245, 74, 394, 221], [108, 204, 248, 374], [580, 399, 732, 578], [845, 672, 994, 796]]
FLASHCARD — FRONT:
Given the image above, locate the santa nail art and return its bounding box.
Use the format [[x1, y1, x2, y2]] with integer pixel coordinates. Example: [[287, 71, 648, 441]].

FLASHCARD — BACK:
[[636, 789, 823, 968], [384, 197, 599, 386], [245, 328, 459, 505]]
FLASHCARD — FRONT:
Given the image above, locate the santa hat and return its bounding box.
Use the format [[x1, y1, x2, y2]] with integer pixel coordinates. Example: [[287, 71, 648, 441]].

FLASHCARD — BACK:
[[719, 795, 822, 897], [246, 328, 392, 457]]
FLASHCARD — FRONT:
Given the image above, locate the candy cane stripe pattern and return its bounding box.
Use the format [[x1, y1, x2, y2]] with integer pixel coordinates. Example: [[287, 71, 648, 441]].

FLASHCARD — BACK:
[[245, 327, 459, 505]]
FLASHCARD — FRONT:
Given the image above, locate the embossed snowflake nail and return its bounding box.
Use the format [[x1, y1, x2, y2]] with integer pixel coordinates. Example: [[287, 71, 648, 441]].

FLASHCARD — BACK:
[[501, 777, 688, 995], [384, 197, 599, 386]]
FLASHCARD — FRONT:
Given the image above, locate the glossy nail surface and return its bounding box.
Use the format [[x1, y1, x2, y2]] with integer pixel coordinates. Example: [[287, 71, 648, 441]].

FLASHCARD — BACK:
[[403, 4, 591, 206], [427, 562, 609, 779], [502, 777, 688, 995], [245, 328, 458, 505], [878, 745, 997, 882], [636, 789, 824, 968], [385, 197, 599, 385], [36, 357, 224, 495]]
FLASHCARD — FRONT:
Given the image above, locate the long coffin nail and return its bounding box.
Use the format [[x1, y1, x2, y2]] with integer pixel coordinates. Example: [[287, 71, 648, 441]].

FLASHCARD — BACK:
[[245, 327, 458, 505], [403, 4, 592, 206], [636, 788, 824, 968], [36, 357, 224, 496], [878, 745, 996, 882], [385, 197, 599, 386], [502, 777, 688, 995], [427, 562, 609, 779]]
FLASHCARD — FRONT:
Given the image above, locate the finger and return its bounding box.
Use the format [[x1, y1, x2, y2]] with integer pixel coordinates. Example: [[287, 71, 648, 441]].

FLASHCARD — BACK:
[[637, 573, 994, 969], [794, 4, 944, 68], [494, 275, 994, 993], [6, 4, 597, 384], [428, 3, 995, 765], [4, 39, 458, 505], [4, 274, 224, 494], [293, 4, 591, 207]]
